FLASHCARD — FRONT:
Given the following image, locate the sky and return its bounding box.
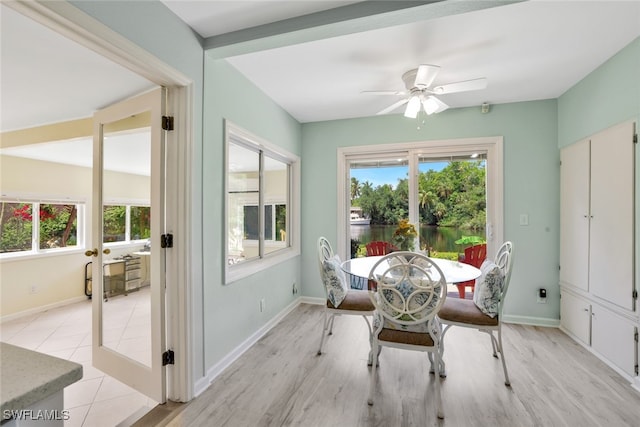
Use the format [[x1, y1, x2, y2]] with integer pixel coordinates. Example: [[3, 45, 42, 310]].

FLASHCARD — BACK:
[[351, 161, 449, 188]]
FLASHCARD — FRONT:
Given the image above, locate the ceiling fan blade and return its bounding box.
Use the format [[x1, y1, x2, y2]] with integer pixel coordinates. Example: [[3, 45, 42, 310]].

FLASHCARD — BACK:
[[377, 99, 409, 115], [361, 90, 407, 96], [414, 64, 440, 88], [423, 96, 449, 115], [432, 77, 487, 95]]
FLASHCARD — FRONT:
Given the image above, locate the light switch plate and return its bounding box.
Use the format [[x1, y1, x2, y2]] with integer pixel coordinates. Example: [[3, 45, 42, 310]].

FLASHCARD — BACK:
[[519, 214, 529, 226]]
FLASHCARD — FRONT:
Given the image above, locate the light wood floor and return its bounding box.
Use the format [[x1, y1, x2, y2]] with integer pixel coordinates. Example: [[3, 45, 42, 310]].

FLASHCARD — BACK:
[[135, 303, 640, 426]]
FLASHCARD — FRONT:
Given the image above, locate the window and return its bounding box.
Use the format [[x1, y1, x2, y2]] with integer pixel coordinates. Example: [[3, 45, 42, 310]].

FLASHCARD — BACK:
[[103, 204, 151, 244], [338, 136, 503, 259], [1, 200, 82, 256], [225, 121, 300, 283]]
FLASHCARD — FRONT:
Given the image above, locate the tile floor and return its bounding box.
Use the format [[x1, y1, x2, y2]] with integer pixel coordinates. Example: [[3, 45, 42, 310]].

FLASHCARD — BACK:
[[0, 289, 157, 427]]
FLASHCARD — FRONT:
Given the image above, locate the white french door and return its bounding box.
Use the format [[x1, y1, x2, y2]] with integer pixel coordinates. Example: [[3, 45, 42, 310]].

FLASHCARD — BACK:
[[89, 87, 167, 403]]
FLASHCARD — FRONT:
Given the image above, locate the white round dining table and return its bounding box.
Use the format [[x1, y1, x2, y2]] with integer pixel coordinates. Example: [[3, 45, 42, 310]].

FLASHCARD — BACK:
[[341, 255, 481, 285]]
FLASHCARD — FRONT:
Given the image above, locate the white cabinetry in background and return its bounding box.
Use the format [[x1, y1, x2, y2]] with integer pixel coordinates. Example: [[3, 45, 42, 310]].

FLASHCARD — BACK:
[[559, 120, 638, 381]]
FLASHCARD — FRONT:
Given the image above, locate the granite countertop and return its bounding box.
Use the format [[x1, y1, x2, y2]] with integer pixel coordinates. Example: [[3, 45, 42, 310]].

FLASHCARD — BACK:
[[0, 342, 83, 413]]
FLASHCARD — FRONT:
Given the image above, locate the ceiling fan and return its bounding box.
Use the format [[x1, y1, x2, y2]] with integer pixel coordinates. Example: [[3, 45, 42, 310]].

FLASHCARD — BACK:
[[364, 64, 488, 118]]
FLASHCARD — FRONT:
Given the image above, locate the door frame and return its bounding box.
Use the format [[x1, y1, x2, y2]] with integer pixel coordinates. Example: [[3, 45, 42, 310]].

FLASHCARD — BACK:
[[7, 1, 195, 401], [337, 136, 504, 259]]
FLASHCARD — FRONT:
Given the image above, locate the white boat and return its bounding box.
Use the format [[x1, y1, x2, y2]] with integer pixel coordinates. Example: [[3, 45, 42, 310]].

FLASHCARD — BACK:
[[350, 208, 371, 225]]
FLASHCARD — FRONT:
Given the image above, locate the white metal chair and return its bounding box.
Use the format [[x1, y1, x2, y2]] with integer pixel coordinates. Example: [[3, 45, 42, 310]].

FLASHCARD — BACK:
[[366, 251, 448, 419], [317, 237, 374, 355], [437, 241, 514, 385]]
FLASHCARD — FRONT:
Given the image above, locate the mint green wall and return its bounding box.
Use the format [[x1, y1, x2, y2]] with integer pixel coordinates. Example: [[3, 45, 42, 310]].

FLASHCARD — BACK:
[[301, 100, 560, 324], [558, 37, 639, 148], [202, 58, 302, 367]]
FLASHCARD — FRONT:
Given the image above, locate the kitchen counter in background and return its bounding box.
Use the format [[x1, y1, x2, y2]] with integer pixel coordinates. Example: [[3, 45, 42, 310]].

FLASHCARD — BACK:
[[1, 342, 82, 426]]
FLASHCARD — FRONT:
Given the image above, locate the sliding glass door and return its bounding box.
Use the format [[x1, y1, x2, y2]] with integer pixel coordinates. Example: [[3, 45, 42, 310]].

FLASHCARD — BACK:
[[337, 137, 503, 260]]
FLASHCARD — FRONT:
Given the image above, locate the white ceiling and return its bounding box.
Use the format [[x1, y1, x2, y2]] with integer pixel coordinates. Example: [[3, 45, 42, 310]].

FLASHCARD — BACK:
[[1, 0, 639, 168], [199, 0, 640, 123]]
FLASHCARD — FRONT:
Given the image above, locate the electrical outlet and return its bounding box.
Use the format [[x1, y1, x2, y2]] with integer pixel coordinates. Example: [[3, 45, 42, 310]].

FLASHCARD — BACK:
[[519, 214, 529, 226], [292, 282, 298, 295], [537, 288, 547, 304], [260, 298, 265, 312], [29, 284, 38, 294]]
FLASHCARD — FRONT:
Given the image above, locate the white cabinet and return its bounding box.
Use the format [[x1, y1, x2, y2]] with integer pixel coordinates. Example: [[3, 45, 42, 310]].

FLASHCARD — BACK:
[[560, 119, 638, 381], [560, 291, 590, 345], [560, 120, 635, 308], [559, 139, 590, 292], [591, 303, 637, 377]]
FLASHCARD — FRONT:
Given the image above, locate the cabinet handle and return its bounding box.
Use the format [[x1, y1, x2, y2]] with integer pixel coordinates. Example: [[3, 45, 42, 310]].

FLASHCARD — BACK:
[[583, 308, 589, 311]]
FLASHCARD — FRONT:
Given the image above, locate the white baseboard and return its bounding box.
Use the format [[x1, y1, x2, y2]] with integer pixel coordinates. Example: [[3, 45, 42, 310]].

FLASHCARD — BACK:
[[194, 297, 303, 398], [502, 314, 560, 328], [0, 295, 88, 324], [300, 296, 324, 305]]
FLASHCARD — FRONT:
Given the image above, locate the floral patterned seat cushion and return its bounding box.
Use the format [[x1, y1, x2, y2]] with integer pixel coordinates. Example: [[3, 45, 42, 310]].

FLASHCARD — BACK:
[[472, 259, 504, 318], [321, 254, 348, 308]]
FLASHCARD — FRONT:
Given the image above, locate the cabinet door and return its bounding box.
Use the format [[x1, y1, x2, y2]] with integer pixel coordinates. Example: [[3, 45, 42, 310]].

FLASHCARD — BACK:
[[560, 291, 591, 345], [589, 121, 635, 310], [591, 303, 637, 377], [559, 139, 590, 291]]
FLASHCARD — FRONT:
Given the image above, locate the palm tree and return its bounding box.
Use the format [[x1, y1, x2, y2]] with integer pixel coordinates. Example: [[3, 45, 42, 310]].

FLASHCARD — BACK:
[[350, 177, 361, 201]]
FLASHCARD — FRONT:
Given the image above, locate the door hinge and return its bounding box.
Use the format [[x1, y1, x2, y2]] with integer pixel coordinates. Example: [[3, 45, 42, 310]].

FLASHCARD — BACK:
[[162, 115, 174, 131], [635, 364, 639, 376], [633, 134, 637, 144], [633, 289, 638, 300], [162, 349, 175, 366], [635, 330, 638, 343], [161, 234, 173, 248]]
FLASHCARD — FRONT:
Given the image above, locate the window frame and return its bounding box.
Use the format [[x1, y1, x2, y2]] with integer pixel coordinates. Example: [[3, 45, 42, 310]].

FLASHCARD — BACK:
[[102, 200, 151, 248], [0, 196, 85, 260], [337, 136, 503, 259], [224, 120, 300, 284]]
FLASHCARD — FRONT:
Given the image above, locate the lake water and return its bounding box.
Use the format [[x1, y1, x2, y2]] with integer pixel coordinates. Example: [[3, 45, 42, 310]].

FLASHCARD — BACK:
[[350, 224, 484, 253]]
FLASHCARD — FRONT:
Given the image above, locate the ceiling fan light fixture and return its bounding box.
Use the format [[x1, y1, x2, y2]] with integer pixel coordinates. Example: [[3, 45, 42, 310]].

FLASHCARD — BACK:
[[404, 96, 421, 119], [423, 96, 449, 115], [422, 97, 439, 115]]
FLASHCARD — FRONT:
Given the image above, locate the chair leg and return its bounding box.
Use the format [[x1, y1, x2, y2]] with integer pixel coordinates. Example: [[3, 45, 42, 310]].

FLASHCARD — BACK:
[[367, 340, 380, 405], [456, 284, 465, 299], [361, 314, 375, 366], [433, 350, 444, 419], [317, 310, 330, 355], [497, 327, 511, 386], [328, 313, 336, 335], [433, 324, 452, 377]]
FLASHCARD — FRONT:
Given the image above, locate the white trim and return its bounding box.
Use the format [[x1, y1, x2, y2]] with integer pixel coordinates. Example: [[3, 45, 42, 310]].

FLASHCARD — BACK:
[[195, 297, 302, 397], [5, 1, 194, 403], [503, 315, 560, 328], [300, 296, 326, 305], [0, 295, 87, 324], [336, 136, 504, 259]]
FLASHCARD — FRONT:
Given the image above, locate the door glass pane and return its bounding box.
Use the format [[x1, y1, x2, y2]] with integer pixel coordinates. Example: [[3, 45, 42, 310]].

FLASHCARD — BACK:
[[418, 154, 486, 256], [349, 158, 409, 258], [101, 113, 152, 367], [263, 156, 288, 255], [228, 143, 259, 263]]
